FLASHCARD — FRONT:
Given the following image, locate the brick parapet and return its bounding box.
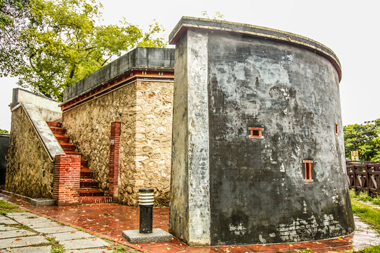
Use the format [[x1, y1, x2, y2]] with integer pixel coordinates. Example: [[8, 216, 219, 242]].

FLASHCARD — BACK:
[[53, 154, 81, 205]]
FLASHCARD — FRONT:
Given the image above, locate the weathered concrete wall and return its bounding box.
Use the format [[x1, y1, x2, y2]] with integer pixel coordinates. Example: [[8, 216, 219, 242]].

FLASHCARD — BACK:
[[207, 32, 353, 245], [63, 48, 175, 102], [5, 107, 54, 198], [169, 33, 190, 243], [169, 30, 212, 245], [62, 80, 173, 206], [169, 17, 354, 246], [0, 134, 9, 185]]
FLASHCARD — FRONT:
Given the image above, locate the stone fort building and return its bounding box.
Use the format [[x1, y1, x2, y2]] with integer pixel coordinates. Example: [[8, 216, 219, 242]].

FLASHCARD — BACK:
[[6, 47, 174, 206], [5, 17, 353, 245]]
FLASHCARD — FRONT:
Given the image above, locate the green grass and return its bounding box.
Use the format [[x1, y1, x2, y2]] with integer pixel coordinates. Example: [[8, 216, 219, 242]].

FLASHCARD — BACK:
[[358, 245, 380, 253], [351, 199, 380, 234], [350, 190, 380, 252], [0, 200, 27, 215], [113, 246, 127, 253], [46, 237, 65, 253]]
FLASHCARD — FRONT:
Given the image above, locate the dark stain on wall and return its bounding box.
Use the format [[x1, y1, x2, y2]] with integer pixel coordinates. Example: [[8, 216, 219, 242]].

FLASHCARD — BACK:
[[0, 134, 9, 185], [207, 33, 354, 245]]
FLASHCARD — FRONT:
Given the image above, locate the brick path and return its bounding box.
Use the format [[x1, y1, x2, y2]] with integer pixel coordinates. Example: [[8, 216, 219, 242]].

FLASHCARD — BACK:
[[1, 193, 380, 252]]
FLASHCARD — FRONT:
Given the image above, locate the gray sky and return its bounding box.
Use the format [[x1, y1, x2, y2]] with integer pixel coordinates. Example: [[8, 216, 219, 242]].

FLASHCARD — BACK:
[[1, 0, 378, 131]]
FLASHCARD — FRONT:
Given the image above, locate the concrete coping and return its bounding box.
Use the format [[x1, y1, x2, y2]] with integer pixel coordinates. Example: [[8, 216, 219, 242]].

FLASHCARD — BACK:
[[62, 47, 175, 103], [169, 16, 342, 81]]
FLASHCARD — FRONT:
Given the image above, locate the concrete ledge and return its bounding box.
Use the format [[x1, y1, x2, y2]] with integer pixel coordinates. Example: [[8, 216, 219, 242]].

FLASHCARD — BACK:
[[1, 190, 56, 206], [30, 199, 56, 207], [122, 228, 172, 243]]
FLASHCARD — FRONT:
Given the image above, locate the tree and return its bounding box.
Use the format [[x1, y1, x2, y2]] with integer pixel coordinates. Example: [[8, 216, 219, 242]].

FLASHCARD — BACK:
[[0, 128, 9, 134], [344, 119, 380, 161], [201, 11, 225, 20], [0, 0, 31, 77], [2, 0, 166, 100]]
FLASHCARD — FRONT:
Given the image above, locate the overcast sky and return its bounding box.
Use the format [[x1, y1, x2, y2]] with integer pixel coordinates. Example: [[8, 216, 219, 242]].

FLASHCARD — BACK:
[[1, 0, 379, 131]]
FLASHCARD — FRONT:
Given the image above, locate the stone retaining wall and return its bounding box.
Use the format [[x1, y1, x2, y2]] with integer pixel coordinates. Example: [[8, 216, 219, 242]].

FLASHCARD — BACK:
[[62, 80, 173, 206], [5, 107, 54, 198]]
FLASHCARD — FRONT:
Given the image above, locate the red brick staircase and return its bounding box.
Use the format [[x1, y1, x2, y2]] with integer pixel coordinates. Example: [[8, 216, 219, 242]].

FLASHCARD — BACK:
[[47, 121, 112, 204]]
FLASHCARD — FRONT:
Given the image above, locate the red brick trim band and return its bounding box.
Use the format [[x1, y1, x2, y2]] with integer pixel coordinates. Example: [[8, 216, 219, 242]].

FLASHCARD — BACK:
[[53, 155, 81, 205], [109, 122, 121, 199]]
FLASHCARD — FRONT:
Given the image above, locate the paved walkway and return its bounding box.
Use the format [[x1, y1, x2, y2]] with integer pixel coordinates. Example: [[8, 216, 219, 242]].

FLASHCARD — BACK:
[[1, 193, 380, 252], [0, 212, 136, 252]]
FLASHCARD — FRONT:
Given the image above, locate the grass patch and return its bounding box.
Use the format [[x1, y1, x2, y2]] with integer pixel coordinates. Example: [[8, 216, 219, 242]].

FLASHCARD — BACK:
[[350, 190, 376, 202], [0, 200, 27, 215], [46, 237, 65, 253], [350, 190, 380, 252], [113, 246, 127, 253], [351, 199, 380, 234], [358, 245, 380, 253]]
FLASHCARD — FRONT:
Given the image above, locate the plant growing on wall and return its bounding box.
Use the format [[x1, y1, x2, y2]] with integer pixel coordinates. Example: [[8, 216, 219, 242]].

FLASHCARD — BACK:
[[344, 119, 380, 161], [1, 0, 166, 100]]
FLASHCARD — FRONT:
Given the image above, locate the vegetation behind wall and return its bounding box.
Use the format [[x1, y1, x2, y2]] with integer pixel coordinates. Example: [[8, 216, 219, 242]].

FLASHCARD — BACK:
[[344, 119, 380, 161]]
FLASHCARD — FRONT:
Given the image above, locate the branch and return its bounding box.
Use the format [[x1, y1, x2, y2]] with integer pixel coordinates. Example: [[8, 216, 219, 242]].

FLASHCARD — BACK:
[[101, 56, 112, 67]]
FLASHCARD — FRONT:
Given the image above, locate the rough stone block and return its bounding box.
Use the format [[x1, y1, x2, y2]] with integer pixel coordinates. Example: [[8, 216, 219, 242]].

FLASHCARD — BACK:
[[61, 238, 109, 249], [51, 231, 92, 241], [0, 229, 36, 239], [122, 228, 172, 243], [0, 235, 49, 249], [66, 249, 110, 253], [4, 246, 52, 253], [0, 216, 18, 224], [0, 225, 18, 231], [34, 226, 77, 234]]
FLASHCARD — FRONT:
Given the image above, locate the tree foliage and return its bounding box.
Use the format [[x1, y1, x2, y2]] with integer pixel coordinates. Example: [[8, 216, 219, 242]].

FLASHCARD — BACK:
[[201, 11, 225, 20], [0, 0, 31, 77], [0, 128, 9, 134], [344, 120, 380, 161], [1, 0, 166, 100]]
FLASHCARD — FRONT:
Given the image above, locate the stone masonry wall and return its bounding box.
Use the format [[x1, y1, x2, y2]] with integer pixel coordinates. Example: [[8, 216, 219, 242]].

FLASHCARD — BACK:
[[5, 107, 54, 198], [62, 80, 173, 206]]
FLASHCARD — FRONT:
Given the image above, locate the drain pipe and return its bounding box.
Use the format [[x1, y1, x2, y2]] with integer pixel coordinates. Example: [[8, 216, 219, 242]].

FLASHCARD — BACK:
[[139, 188, 154, 233]]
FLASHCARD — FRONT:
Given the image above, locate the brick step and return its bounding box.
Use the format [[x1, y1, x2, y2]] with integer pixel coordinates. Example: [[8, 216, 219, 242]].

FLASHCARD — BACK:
[[79, 196, 113, 204], [47, 121, 62, 127], [81, 160, 87, 167], [64, 150, 80, 155], [49, 126, 66, 135], [59, 142, 76, 151], [54, 134, 70, 143], [80, 167, 94, 178], [79, 188, 104, 196], [80, 178, 98, 188]]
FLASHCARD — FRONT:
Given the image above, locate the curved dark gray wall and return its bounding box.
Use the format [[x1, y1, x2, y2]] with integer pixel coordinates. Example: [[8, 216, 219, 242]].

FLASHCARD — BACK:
[[169, 17, 354, 246], [207, 33, 354, 245]]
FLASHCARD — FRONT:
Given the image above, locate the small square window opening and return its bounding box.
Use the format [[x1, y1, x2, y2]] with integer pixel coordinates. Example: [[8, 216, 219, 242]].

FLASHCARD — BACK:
[[303, 160, 313, 182], [335, 122, 339, 135], [249, 127, 264, 139]]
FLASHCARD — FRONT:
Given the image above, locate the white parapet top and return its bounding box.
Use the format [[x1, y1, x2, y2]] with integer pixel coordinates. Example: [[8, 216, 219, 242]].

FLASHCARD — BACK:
[[11, 89, 65, 160]]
